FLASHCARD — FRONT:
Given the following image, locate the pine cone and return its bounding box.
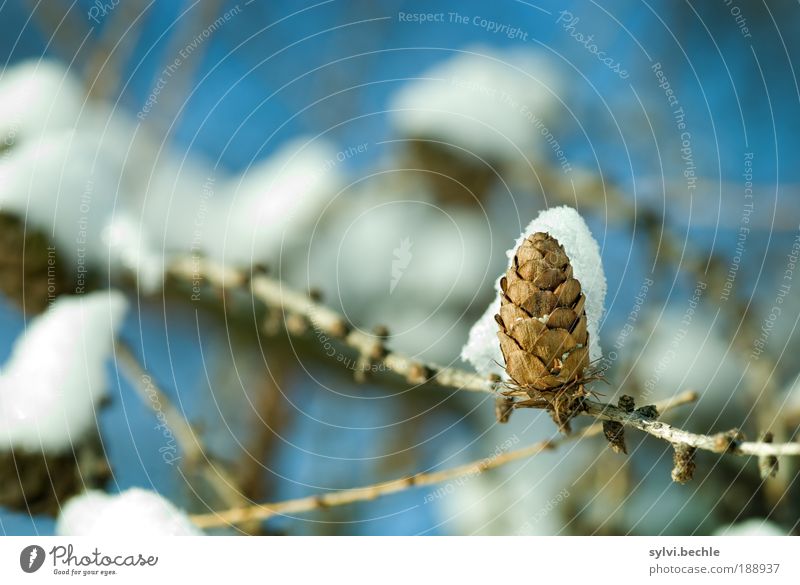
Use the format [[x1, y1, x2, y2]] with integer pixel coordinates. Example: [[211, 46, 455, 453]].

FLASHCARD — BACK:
[[495, 232, 590, 428], [0, 436, 110, 516]]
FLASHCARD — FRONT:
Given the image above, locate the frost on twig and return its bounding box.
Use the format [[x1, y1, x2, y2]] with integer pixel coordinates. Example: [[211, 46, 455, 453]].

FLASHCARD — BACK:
[[170, 255, 497, 395]]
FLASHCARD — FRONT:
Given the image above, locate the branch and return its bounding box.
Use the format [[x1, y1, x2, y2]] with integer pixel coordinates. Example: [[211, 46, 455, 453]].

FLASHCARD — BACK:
[[168, 256, 495, 393], [190, 390, 698, 528], [115, 341, 253, 514], [115, 341, 202, 461], [168, 256, 800, 461], [25, 0, 91, 61], [583, 400, 800, 457], [84, 0, 151, 101]]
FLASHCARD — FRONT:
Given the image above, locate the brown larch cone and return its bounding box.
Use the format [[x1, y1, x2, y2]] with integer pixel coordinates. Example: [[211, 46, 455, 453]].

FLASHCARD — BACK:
[[496, 232, 590, 430], [0, 433, 111, 515]]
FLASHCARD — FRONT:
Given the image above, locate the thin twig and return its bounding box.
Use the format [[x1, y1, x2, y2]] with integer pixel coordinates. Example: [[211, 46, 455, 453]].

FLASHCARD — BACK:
[[190, 390, 698, 528], [149, 0, 227, 138], [84, 0, 152, 101], [114, 341, 251, 513], [583, 400, 800, 457], [169, 256, 495, 393], [26, 0, 91, 62], [168, 256, 800, 460], [115, 341, 202, 464]]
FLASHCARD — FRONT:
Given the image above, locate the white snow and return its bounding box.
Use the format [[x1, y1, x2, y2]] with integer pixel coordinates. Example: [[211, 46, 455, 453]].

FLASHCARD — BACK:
[[0, 58, 152, 179], [57, 488, 202, 536], [0, 127, 176, 293], [461, 205, 606, 378], [132, 136, 341, 272], [0, 130, 124, 269], [0, 291, 128, 452], [0, 60, 86, 148], [0, 61, 171, 293], [202, 138, 342, 268], [312, 191, 492, 306], [101, 212, 166, 293], [1, 59, 342, 293], [289, 173, 502, 363], [390, 45, 562, 161], [713, 518, 786, 536]]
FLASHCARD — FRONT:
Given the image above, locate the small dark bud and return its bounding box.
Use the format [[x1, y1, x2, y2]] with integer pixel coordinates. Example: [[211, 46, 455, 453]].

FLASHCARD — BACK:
[[758, 431, 779, 480], [618, 395, 635, 413], [635, 405, 659, 419], [671, 444, 696, 484], [308, 287, 323, 302], [603, 420, 627, 454], [368, 342, 387, 361], [712, 429, 744, 453], [407, 363, 432, 385], [372, 325, 390, 339]]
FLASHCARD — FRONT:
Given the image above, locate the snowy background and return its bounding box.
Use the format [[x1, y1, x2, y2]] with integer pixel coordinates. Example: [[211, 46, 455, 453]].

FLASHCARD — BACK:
[[0, 0, 799, 535]]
